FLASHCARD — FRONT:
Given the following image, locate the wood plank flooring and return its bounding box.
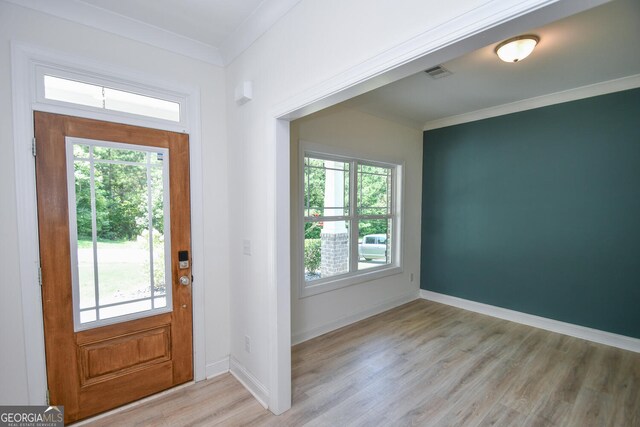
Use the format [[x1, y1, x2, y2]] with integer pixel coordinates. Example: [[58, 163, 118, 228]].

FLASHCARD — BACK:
[[85, 300, 640, 426]]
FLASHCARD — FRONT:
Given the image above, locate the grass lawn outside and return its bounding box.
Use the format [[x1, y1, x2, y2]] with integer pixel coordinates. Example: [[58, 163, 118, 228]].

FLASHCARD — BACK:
[[77, 238, 166, 309]]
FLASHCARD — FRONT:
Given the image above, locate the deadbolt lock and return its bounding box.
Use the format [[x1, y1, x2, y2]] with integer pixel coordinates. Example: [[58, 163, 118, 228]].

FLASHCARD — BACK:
[[178, 250, 189, 269]]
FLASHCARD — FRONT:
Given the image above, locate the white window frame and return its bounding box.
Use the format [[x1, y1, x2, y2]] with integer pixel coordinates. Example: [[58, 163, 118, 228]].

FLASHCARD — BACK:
[[299, 141, 404, 298], [65, 137, 173, 331], [35, 65, 188, 129]]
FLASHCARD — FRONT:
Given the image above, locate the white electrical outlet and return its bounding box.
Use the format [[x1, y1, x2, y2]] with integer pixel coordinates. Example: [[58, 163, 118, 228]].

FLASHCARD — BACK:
[[244, 335, 251, 353]]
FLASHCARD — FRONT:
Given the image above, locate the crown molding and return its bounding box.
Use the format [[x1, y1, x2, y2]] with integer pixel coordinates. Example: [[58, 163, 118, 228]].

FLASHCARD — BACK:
[[423, 73, 640, 131], [5, 0, 224, 65], [218, 0, 302, 65], [5, 0, 302, 67], [271, 0, 609, 120]]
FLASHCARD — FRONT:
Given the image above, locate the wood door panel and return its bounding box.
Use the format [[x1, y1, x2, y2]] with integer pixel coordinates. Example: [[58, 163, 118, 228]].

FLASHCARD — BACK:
[[78, 325, 171, 385], [35, 112, 193, 424], [77, 361, 174, 419], [65, 116, 174, 148], [75, 313, 173, 345], [167, 131, 193, 385], [36, 112, 81, 418]]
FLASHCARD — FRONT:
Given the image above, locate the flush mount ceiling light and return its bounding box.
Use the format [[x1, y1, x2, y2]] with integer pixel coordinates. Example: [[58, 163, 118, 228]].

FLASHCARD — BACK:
[[495, 35, 539, 63]]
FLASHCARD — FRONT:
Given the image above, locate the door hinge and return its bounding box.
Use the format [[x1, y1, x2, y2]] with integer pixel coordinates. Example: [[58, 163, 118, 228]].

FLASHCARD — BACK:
[[38, 266, 42, 287], [32, 138, 37, 157], [45, 388, 50, 406]]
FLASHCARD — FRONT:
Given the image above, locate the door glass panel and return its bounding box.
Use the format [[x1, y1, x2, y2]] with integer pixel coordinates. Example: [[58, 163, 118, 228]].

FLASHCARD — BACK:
[[79, 310, 97, 324], [74, 160, 96, 309], [67, 138, 172, 331], [93, 146, 147, 162], [99, 300, 152, 321], [150, 167, 167, 296], [94, 163, 151, 306]]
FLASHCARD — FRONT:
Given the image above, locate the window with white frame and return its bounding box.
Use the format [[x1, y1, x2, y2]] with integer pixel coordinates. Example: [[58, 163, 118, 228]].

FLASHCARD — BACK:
[[66, 138, 173, 331], [302, 150, 401, 294], [37, 67, 185, 125]]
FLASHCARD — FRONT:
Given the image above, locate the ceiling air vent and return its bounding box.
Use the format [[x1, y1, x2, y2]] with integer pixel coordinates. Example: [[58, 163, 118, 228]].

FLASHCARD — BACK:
[[424, 65, 452, 79]]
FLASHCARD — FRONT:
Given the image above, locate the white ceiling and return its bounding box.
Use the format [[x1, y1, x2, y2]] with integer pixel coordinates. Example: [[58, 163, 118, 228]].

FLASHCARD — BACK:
[[8, 0, 639, 104], [342, 0, 640, 129], [77, 0, 263, 47], [7, 0, 302, 65]]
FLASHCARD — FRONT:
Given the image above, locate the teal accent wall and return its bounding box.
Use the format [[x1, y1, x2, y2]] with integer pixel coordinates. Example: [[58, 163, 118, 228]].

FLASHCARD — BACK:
[[421, 88, 640, 338]]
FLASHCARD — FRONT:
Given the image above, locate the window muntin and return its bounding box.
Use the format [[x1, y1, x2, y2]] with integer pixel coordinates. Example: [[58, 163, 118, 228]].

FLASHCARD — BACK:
[[357, 163, 392, 216], [304, 157, 350, 217], [66, 138, 172, 331], [43, 74, 181, 122], [303, 153, 398, 288]]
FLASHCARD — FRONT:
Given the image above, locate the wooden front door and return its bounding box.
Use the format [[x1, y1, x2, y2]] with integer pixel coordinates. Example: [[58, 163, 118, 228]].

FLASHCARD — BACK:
[[35, 112, 193, 424]]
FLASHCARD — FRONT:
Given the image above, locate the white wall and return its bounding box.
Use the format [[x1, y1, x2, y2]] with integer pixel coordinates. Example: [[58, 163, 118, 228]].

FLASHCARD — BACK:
[[0, 0, 599, 410], [223, 0, 577, 407], [0, 1, 229, 404], [290, 106, 422, 343]]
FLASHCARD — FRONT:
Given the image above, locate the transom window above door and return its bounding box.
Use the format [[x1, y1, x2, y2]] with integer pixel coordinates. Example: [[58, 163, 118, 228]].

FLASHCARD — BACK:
[[300, 148, 403, 297], [36, 66, 186, 126]]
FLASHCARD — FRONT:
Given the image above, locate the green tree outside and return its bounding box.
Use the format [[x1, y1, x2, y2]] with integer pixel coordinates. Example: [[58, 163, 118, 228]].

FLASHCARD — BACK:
[[303, 158, 390, 239], [74, 147, 164, 241]]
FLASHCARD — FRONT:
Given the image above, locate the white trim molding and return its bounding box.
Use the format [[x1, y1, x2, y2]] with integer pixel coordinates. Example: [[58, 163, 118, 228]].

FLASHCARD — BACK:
[[219, 0, 302, 65], [423, 73, 640, 130], [5, 0, 303, 67], [11, 41, 207, 404], [206, 357, 231, 380], [5, 0, 223, 66], [292, 292, 417, 346], [420, 290, 640, 353], [229, 356, 269, 409], [267, 118, 292, 415]]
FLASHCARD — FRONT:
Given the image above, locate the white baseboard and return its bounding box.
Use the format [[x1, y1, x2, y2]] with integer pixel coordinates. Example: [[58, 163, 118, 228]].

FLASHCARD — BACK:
[[291, 291, 418, 345], [229, 356, 269, 409], [420, 290, 640, 353], [206, 356, 230, 379]]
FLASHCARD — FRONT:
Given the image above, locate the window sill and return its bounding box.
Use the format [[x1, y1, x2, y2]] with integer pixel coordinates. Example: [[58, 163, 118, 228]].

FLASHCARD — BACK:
[[299, 265, 403, 298]]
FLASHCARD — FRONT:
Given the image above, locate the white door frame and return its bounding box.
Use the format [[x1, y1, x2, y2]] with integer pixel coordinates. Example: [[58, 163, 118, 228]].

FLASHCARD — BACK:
[[11, 41, 207, 404], [267, 0, 607, 414]]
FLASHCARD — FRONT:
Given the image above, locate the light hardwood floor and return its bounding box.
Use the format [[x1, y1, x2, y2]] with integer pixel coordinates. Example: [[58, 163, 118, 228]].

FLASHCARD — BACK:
[[86, 300, 640, 426]]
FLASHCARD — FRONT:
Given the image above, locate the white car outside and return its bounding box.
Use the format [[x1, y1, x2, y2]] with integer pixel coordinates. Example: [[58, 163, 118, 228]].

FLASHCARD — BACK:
[[358, 234, 388, 260]]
